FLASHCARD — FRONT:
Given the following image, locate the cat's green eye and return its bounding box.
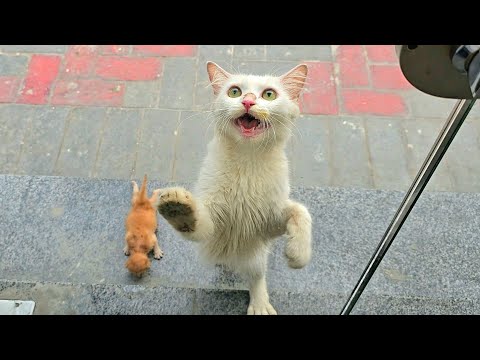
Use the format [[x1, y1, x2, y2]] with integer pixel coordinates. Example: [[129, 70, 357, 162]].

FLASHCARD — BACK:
[[262, 89, 277, 101], [228, 86, 242, 98]]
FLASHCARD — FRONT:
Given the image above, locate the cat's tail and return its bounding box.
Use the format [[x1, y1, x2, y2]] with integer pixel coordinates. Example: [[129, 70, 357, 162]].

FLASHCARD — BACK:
[[125, 252, 151, 277], [139, 174, 148, 200]]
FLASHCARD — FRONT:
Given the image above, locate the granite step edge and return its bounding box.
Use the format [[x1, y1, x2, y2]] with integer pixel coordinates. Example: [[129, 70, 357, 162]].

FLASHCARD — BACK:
[[2, 278, 480, 315]]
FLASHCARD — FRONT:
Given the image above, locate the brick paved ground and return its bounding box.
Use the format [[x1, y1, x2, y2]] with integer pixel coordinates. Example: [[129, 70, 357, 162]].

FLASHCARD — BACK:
[[1, 45, 480, 192]]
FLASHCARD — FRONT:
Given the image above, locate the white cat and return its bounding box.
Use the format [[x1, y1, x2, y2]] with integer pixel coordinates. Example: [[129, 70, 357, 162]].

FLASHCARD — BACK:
[[158, 61, 312, 315]]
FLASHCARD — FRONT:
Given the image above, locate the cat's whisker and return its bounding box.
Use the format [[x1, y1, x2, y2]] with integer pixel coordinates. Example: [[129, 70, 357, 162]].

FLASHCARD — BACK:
[[259, 122, 272, 153], [218, 116, 227, 138], [173, 108, 233, 140], [271, 116, 301, 146], [231, 134, 244, 153], [273, 114, 301, 137], [196, 103, 216, 112], [204, 114, 220, 139], [272, 116, 295, 139], [203, 111, 225, 140], [228, 63, 243, 75], [268, 110, 303, 140], [269, 109, 301, 128], [218, 112, 231, 140], [270, 120, 278, 150], [174, 110, 224, 136], [174, 111, 207, 136], [266, 64, 287, 77]]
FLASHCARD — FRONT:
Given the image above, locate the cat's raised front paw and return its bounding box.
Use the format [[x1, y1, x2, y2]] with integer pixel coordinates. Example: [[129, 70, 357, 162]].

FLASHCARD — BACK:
[[247, 301, 277, 315], [158, 187, 197, 233]]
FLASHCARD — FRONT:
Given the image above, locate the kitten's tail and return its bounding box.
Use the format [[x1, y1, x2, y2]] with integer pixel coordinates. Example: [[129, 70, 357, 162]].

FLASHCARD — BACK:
[[125, 252, 151, 277], [139, 174, 148, 200]]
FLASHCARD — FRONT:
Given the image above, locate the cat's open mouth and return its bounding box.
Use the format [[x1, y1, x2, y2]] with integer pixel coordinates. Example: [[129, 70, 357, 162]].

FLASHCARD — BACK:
[[234, 113, 270, 137]]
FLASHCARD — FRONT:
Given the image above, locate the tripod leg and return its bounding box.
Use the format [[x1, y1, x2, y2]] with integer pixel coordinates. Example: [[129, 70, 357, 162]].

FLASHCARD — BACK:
[[340, 98, 477, 315]]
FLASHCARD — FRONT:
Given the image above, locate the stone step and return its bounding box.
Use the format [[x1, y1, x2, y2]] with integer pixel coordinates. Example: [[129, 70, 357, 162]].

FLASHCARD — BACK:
[[2, 279, 478, 315], [1, 174, 480, 314]]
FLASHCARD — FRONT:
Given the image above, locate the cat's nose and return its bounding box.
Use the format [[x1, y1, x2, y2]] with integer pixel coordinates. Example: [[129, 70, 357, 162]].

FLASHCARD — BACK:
[[242, 93, 256, 112]]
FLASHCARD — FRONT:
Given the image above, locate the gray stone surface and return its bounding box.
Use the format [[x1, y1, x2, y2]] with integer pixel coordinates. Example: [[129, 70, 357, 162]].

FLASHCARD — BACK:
[[352, 293, 480, 315], [198, 45, 233, 63], [403, 118, 455, 192], [404, 91, 458, 119], [194, 289, 249, 315], [158, 58, 196, 110], [193, 288, 344, 315], [194, 45, 232, 110], [231, 60, 298, 77], [2, 175, 480, 314], [0, 45, 67, 53], [0, 105, 35, 174], [194, 59, 230, 110], [4, 105, 480, 192], [134, 109, 178, 181], [94, 108, 141, 179], [233, 45, 266, 60], [16, 107, 71, 175], [0, 176, 225, 289], [172, 111, 213, 181], [0, 280, 194, 315], [54, 107, 107, 178], [90, 283, 195, 315], [469, 102, 480, 119], [443, 119, 480, 192], [266, 45, 332, 61], [124, 80, 160, 108], [329, 116, 374, 188], [290, 115, 331, 186], [365, 117, 412, 190], [0, 280, 96, 315], [0, 54, 29, 75], [2, 279, 478, 315]]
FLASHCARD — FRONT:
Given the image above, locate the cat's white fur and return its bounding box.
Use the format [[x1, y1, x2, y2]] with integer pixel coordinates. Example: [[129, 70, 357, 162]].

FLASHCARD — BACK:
[[158, 62, 312, 315]]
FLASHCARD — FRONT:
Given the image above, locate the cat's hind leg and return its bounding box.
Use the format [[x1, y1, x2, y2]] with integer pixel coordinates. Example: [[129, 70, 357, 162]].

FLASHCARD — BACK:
[[124, 232, 132, 256], [284, 200, 312, 269], [149, 189, 162, 207], [131, 181, 139, 204], [151, 233, 164, 259], [158, 187, 213, 242], [242, 252, 277, 315]]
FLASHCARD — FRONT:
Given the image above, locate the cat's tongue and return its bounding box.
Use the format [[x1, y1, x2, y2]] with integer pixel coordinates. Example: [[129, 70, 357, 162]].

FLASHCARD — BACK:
[[236, 114, 263, 137], [240, 118, 258, 129]]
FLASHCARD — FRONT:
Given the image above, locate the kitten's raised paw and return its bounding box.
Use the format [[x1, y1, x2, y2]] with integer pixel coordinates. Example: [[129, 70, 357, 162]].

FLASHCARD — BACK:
[[158, 187, 197, 233], [247, 302, 277, 315]]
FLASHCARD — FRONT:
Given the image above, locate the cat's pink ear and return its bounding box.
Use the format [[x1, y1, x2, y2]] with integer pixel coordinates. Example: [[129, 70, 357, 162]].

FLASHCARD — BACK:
[[280, 64, 308, 100], [207, 61, 231, 95]]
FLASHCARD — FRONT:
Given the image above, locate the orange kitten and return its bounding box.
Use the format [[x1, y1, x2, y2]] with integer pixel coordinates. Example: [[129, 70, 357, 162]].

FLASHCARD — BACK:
[[124, 175, 163, 277]]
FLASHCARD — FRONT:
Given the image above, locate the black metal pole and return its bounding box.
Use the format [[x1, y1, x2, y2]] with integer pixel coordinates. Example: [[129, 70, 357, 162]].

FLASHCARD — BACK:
[[340, 98, 477, 315]]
